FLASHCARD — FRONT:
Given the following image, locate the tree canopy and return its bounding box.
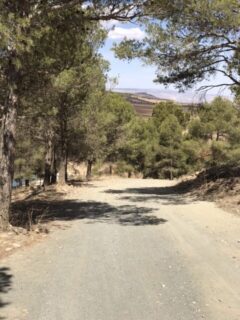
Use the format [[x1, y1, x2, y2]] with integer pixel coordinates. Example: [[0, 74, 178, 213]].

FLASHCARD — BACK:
[[115, 0, 240, 91], [0, 0, 150, 230]]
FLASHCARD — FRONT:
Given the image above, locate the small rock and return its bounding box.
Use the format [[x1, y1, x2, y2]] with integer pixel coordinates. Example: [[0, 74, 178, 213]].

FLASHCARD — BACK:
[[162, 284, 166, 288], [5, 247, 12, 252], [12, 243, 21, 248], [15, 227, 25, 234], [7, 232, 14, 236], [21, 228, 28, 235], [21, 308, 29, 314]]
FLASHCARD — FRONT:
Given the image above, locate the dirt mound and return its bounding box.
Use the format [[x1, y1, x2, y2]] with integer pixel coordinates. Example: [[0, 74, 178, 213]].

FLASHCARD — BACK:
[[177, 166, 240, 215]]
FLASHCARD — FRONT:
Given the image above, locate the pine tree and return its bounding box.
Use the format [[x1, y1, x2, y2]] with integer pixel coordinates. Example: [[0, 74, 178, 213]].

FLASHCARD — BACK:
[[0, 1, 146, 230]]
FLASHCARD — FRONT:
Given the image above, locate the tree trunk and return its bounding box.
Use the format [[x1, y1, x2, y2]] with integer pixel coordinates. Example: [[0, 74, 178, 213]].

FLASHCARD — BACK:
[[0, 64, 19, 230], [170, 158, 173, 181], [44, 158, 51, 186], [44, 130, 56, 186], [50, 157, 57, 184], [86, 160, 93, 181], [58, 153, 68, 185], [109, 164, 113, 175], [58, 95, 68, 185]]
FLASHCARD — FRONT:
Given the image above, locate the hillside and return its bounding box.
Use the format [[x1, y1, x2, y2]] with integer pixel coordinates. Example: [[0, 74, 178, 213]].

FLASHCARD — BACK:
[[118, 92, 199, 117], [118, 92, 164, 117]]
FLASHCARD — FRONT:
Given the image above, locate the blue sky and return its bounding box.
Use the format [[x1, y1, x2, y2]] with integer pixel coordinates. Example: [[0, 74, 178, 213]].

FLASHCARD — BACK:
[[100, 21, 232, 102], [100, 21, 171, 90], [101, 40, 162, 89]]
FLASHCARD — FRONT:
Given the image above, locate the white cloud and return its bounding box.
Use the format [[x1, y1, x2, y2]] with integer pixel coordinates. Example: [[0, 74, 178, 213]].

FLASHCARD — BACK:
[[108, 27, 145, 40], [101, 20, 121, 29]]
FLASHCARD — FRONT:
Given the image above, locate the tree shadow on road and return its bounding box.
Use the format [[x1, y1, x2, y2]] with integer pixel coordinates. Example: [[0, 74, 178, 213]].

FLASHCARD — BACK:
[[0, 267, 12, 320], [105, 186, 194, 205], [11, 200, 167, 228]]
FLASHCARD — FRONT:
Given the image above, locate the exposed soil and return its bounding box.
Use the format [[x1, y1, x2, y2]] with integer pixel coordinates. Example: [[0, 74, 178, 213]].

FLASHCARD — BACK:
[[176, 174, 240, 215], [0, 185, 66, 260], [1, 178, 240, 320]]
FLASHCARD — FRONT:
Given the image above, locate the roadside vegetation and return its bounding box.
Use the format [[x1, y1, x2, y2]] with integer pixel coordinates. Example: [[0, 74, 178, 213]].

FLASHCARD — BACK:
[[118, 97, 240, 179]]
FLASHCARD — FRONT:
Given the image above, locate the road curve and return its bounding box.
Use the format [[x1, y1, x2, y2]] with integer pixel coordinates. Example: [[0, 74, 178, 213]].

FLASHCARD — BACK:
[[1, 178, 240, 320]]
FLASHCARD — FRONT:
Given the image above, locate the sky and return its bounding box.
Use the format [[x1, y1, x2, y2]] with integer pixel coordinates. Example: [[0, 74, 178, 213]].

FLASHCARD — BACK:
[[100, 21, 232, 103], [100, 21, 169, 90]]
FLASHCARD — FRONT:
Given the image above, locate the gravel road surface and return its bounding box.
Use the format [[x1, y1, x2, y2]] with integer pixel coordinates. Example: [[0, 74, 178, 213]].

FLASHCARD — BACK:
[[1, 178, 240, 320]]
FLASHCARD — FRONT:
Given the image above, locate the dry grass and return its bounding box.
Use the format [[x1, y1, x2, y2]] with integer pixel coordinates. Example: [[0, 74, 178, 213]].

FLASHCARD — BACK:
[[177, 175, 240, 215], [0, 185, 67, 260]]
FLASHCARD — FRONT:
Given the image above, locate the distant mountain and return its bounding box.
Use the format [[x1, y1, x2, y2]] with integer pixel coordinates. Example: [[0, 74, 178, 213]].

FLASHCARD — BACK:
[[116, 90, 202, 118], [114, 88, 232, 104], [118, 92, 156, 117], [133, 92, 168, 101]]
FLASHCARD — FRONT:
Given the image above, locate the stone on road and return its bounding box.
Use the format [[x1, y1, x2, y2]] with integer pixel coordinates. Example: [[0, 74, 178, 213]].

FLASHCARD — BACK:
[[1, 178, 240, 320]]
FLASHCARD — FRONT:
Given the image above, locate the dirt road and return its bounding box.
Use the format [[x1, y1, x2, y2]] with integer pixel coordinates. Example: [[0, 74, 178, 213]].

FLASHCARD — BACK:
[[1, 178, 240, 320]]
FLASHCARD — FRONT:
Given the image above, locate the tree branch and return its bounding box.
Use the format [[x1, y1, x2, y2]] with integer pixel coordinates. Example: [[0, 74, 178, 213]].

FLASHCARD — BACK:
[[212, 68, 240, 85], [197, 83, 233, 92]]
